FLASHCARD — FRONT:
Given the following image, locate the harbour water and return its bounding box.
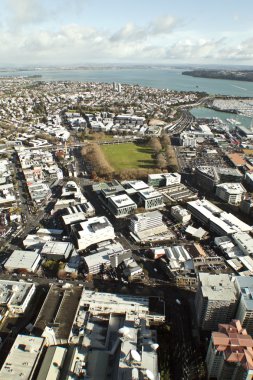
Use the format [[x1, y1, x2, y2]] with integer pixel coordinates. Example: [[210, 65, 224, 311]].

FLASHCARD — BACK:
[[1, 67, 253, 97], [190, 107, 252, 129]]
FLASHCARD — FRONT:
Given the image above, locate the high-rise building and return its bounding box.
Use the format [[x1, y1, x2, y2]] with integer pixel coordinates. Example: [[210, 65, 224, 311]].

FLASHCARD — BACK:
[[195, 273, 238, 331], [206, 320, 253, 380], [235, 277, 253, 336]]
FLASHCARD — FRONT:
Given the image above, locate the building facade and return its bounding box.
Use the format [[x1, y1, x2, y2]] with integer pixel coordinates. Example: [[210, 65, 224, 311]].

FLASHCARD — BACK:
[[206, 320, 253, 380], [195, 273, 238, 331]]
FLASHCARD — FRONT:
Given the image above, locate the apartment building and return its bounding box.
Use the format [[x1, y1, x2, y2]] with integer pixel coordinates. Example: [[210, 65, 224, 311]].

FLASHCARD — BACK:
[[235, 277, 253, 336], [206, 320, 253, 380], [195, 273, 238, 331]]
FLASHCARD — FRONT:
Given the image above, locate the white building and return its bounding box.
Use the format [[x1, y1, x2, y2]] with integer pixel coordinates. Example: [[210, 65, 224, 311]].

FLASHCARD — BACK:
[[122, 180, 149, 195], [171, 205, 191, 224], [54, 181, 87, 211], [0, 280, 36, 314], [187, 199, 252, 236], [0, 335, 44, 380], [129, 210, 167, 240], [138, 187, 164, 210], [108, 194, 137, 217], [61, 203, 95, 227], [148, 172, 181, 187], [215, 183, 246, 205], [36, 346, 67, 380], [4, 250, 41, 273], [29, 183, 51, 204], [232, 232, 253, 256], [195, 273, 238, 330], [71, 216, 115, 251], [40, 241, 75, 261], [73, 289, 165, 322]]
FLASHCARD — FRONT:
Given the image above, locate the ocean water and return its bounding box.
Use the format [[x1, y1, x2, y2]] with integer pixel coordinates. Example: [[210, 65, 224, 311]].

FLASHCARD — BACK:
[[1, 67, 253, 97]]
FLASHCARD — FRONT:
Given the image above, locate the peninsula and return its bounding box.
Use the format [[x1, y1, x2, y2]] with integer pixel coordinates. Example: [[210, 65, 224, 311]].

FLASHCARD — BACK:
[[182, 69, 253, 82]]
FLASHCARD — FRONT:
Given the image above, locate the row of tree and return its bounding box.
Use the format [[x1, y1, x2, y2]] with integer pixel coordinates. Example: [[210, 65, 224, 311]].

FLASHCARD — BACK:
[[82, 143, 113, 177], [149, 135, 178, 171]]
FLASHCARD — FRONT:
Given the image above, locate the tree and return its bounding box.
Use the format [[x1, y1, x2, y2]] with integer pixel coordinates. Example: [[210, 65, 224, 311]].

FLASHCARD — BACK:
[[160, 134, 171, 148], [157, 153, 167, 169], [149, 136, 162, 153]]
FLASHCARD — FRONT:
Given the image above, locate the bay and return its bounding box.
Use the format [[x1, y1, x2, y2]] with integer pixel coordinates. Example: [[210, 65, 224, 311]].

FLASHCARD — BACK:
[[1, 67, 253, 97]]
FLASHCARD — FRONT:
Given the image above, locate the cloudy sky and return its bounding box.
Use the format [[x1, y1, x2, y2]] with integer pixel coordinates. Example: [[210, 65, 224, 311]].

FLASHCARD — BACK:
[[1, 0, 253, 66]]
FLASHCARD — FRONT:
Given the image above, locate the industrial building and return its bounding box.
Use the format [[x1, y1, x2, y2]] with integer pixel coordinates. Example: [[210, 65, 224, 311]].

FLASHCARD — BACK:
[[215, 183, 246, 205], [195, 273, 238, 331], [71, 216, 115, 251], [206, 320, 253, 380], [4, 249, 41, 273]]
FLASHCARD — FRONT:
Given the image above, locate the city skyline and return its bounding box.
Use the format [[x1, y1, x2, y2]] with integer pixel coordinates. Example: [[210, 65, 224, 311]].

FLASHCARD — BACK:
[[1, 0, 253, 66]]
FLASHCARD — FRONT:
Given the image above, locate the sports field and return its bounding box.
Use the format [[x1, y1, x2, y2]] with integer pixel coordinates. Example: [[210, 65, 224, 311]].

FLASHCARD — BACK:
[[101, 142, 155, 170]]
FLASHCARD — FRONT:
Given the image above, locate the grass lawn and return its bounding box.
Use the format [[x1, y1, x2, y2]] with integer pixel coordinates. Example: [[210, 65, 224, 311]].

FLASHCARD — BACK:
[[101, 142, 155, 170]]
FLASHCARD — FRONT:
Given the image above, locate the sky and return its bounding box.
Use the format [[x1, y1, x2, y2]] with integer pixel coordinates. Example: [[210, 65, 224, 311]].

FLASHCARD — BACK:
[[1, 0, 253, 66]]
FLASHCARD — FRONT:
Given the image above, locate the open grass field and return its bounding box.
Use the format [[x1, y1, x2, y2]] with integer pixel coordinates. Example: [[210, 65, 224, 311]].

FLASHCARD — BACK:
[[101, 142, 155, 170]]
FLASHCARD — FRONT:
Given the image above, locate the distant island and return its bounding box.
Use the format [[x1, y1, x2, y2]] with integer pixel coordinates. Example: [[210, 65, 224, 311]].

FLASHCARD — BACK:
[[182, 69, 253, 82]]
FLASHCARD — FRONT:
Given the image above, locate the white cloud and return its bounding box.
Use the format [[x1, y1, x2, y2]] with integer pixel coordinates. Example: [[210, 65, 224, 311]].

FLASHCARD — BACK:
[[150, 15, 179, 35], [0, 17, 252, 64], [5, 0, 46, 24]]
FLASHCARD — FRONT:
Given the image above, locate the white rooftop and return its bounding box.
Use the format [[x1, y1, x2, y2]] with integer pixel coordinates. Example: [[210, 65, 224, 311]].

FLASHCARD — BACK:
[[216, 182, 246, 194], [0, 280, 34, 308], [41, 241, 73, 257], [4, 250, 40, 272], [0, 335, 44, 380], [109, 194, 136, 208], [199, 273, 236, 301], [139, 186, 161, 199]]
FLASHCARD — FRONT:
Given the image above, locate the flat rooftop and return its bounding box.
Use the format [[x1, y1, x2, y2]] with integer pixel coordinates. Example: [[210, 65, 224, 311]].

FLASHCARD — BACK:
[[199, 273, 237, 301], [0, 280, 34, 308], [109, 194, 136, 208], [41, 241, 73, 257], [0, 335, 44, 380], [4, 250, 40, 271], [139, 187, 162, 199]]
